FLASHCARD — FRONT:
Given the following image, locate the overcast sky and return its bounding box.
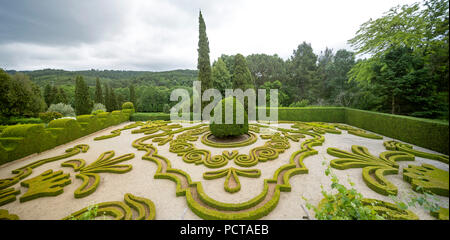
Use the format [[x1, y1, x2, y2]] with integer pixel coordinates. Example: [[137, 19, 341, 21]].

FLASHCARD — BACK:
[[0, 0, 418, 71]]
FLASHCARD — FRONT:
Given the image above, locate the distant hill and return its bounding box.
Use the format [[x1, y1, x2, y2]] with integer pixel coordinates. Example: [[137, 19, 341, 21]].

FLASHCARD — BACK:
[[6, 68, 198, 88]]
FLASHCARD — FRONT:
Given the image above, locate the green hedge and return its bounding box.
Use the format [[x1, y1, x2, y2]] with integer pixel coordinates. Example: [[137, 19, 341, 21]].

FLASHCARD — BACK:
[[259, 107, 346, 123], [131, 112, 171, 121], [0, 110, 130, 166], [345, 108, 449, 155]]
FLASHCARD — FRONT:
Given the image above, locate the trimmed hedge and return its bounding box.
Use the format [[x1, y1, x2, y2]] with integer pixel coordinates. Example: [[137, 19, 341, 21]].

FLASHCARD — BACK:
[[130, 112, 171, 121], [0, 110, 130, 166], [345, 108, 449, 155]]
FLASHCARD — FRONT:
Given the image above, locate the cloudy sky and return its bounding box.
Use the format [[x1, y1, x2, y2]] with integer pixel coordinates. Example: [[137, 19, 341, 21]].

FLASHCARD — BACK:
[[0, 0, 418, 71]]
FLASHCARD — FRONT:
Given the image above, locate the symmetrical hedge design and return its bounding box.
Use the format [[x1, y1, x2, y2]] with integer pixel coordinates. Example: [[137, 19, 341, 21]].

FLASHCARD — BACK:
[[0, 110, 130, 165], [0, 187, 20, 206], [132, 121, 326, 220], [0, 209, 19, 220], [384, 140, 449, 164], [0, 144, 88, 191], [61, 151, 134, 198], [403, 163, 449, 197], [327, 145, 415, 195], [203, 168, 261, 193], [63, 193, 156, 220], [20, 169, 71, 203], [201, 131, 257, 148]]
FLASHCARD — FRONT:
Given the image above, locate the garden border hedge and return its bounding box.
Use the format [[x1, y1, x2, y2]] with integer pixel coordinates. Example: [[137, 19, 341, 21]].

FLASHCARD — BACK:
[[0, 110, 131, 165]]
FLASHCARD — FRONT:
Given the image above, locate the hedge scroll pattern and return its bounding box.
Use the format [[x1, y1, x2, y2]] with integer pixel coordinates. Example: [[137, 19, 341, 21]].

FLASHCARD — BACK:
[[384, 140, 449, 164], [20, 169, 71, 203], [61, 151, 134, 198], [0, 187, 20, 206], [0, 144, 88, 191], [203, 168, 261, 193], [327, 145, 415, 196], [403, 163, 449, 197], [63, 193, 156, 220], [132, 122, 326, 219]]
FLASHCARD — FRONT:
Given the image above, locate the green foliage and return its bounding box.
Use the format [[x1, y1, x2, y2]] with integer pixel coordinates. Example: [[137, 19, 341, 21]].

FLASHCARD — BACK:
[[345, 108, 449, 154], [91, 103, 106, 114], [74, 76, 93, 115], [122, 101, 134, 110], [129, 84, 136, 107], [5, 117, 43, 125], [210, 97, 249, 138], [211, 58, 232, 95], [130, 112, 171, 121], [198, 11, 212, 94], [0, 70, 46, 118], [304, 163, 385, 220], [289, 99, 310, 108], [39, 111, 63, 123], [232, 54, 254, 90], [403, 164, 449, 196], [69, 204, 100, 220], [94, 78, 103, 104], [47, 103, 75, 117], [163, 104, 170, 113]]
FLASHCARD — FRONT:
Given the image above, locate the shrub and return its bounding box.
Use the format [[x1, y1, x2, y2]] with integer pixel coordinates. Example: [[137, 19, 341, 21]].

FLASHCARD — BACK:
[[91, 110, 104, 115], [91, 103, 106, 114], [304, 162, 385, 220], [47, 103, 76, 117], [210, 97, 248, 138], [6, 117, 43, 125], [122, 102, 134, 110], [39, 112, 63, 123]]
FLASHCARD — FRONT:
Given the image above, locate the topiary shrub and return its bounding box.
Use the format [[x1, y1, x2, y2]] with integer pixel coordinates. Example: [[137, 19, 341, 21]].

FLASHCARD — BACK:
[[39, 112, 63, 124], [47, 103, 76, 117], [122, 102, 134, 110], [210, 97, 248, 138]]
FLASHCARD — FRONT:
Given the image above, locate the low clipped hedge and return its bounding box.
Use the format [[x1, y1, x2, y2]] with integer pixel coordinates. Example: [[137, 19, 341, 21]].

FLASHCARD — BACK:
[[0, 110, 131, 165]]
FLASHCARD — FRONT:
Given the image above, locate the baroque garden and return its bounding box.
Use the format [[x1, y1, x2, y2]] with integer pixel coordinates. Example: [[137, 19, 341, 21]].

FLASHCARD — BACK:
[[0, 1, 449, 220]]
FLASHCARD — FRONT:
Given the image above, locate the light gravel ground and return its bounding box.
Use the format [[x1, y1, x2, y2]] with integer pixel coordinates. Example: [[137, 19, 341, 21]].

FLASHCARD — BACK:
[[0, 121, 448, 220]]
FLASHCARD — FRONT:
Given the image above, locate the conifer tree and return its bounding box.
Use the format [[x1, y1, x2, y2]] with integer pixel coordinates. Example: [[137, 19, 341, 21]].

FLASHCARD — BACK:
[[197, 11, 212, 95], [110, 86, 118, 111], [44, 84, 53, 107], [129, 84, 136, 107], [211, 58, 232, 95], [232, 54, 254, 90], [95, 77, 103, 104], [104, 83, 111, 112], [74, 76, 92, 115]]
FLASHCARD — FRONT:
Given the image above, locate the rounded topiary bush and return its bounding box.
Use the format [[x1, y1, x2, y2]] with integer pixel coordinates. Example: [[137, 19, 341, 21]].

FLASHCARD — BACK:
[[122, 102, 134, 110], [210, 97, 248, 138]]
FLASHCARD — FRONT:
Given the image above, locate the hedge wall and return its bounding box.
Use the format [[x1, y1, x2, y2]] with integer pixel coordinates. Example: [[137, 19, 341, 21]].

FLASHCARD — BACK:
[[345, 108, 449, 155], [0, 110, 131, 166]]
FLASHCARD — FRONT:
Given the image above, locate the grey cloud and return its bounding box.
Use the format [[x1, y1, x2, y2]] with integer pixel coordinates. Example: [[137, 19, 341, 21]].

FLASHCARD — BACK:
[[0, 0, 128, 46]]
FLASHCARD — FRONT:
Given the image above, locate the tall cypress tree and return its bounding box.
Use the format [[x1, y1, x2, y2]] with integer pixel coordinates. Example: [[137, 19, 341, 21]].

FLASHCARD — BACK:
[[74, 76, 92, 115], [95, 77, 103, 104], [129, 84, 136, 107], [197, 11, 212, 95], [104, 83, 111, 112]]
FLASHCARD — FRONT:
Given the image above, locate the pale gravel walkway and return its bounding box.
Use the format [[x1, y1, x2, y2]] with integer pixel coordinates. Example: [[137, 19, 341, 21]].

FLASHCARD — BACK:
[[0, 121, 448, 220]]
